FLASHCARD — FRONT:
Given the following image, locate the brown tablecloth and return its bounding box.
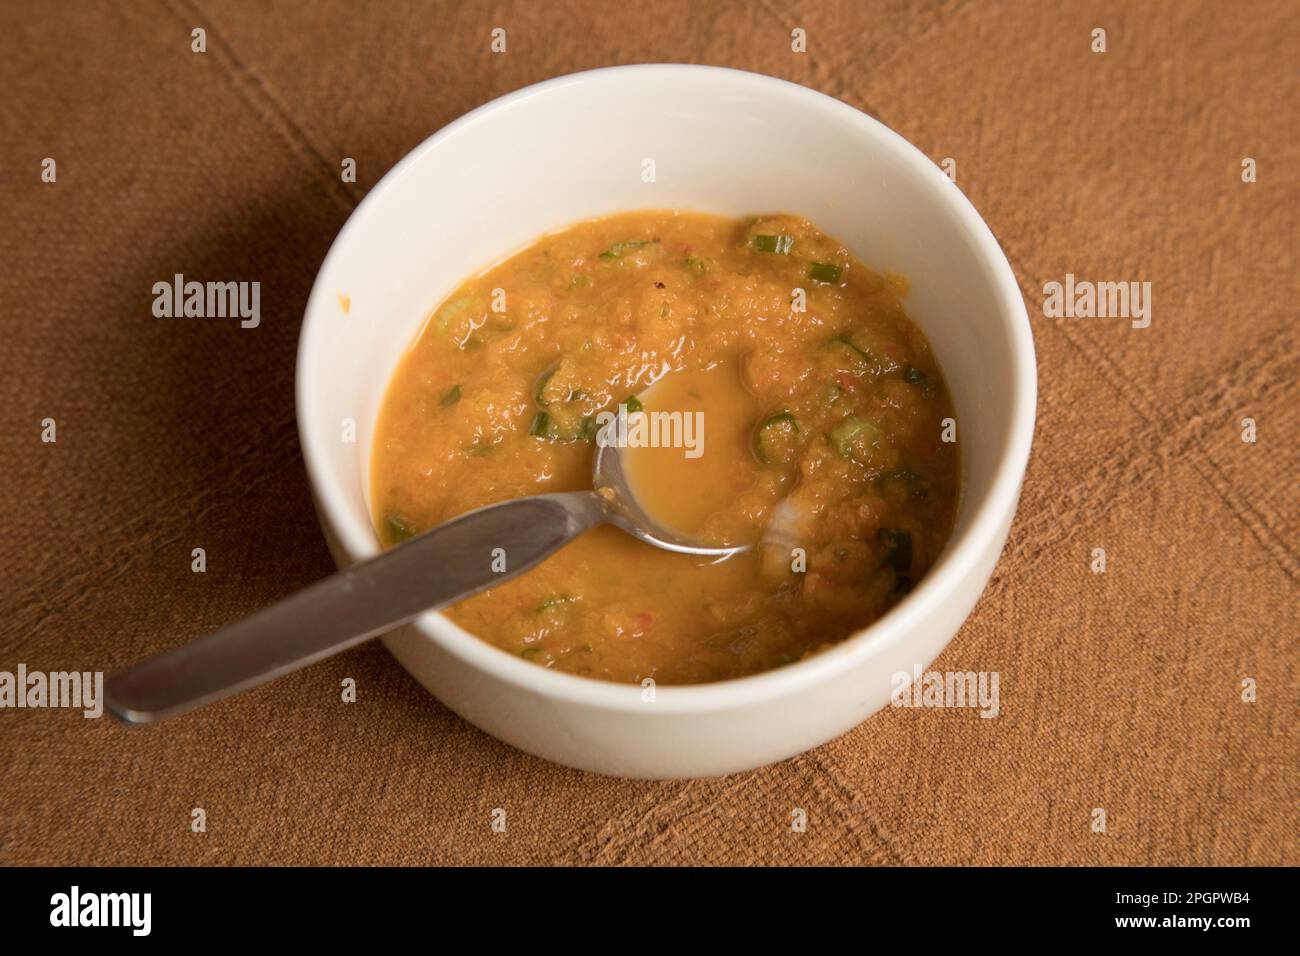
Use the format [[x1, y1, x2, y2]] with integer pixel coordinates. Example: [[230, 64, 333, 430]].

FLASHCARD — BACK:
[[1, 0, 1295, 866]]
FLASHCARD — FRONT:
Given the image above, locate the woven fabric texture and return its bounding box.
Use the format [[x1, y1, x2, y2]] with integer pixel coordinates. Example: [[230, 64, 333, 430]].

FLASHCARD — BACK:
[[0, 0, 1295, 865]]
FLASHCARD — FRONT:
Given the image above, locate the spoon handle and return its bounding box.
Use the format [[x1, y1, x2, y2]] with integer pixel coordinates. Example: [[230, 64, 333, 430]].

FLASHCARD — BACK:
[[105, 491, 606, 724]]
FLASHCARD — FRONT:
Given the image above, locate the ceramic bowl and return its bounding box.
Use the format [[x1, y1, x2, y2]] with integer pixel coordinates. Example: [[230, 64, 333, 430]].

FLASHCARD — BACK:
[[296, 65, 1036, 778]]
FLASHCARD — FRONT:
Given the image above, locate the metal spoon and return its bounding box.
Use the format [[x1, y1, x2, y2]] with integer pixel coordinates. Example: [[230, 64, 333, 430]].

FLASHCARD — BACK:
[[105, 424, 744, 724]]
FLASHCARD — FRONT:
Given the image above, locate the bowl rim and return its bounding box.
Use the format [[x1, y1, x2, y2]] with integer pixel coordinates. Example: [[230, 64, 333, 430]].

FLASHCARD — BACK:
[[296, 63, 1037, 715]]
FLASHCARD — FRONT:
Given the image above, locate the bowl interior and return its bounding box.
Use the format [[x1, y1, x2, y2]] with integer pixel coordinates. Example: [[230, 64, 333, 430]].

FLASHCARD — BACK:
[[298, 65, 1030, 691]]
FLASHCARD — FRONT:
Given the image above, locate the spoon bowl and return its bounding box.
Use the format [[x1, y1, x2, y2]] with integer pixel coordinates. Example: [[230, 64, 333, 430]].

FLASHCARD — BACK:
[[592, 417, 749, 559]]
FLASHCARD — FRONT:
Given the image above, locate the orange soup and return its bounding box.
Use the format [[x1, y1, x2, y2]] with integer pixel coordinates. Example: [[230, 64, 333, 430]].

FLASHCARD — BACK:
[[370, 211, 958, 684]]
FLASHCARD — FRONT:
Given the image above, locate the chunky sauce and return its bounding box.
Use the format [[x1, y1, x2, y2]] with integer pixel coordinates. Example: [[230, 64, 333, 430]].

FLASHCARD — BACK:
[[371, 211, 958, 684]]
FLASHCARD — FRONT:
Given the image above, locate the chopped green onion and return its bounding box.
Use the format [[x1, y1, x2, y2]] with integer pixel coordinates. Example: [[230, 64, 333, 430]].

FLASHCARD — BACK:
[[752, 234, 794, 254], [685, 255, 708, 273], [384, 514, 415, 543], [528, 409, 595, 443], [830, 334, 877, 365], [434, 296, 474, 333], [440, 384, 462, 406], [624, 395, 644, 413], [878, 468, 929, 498], [879, 528, 913, 574], [762, 411, 800, 430], [808, 262, 843, 283], [754, 411, 800, 464], [599, 241, 649, 260], [829, 415, 880, 461], [534, 368, 556, 406]]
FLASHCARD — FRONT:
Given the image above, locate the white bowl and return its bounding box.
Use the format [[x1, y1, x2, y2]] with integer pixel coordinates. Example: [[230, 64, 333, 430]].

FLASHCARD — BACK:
[[296, 65, 1036, 778]]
